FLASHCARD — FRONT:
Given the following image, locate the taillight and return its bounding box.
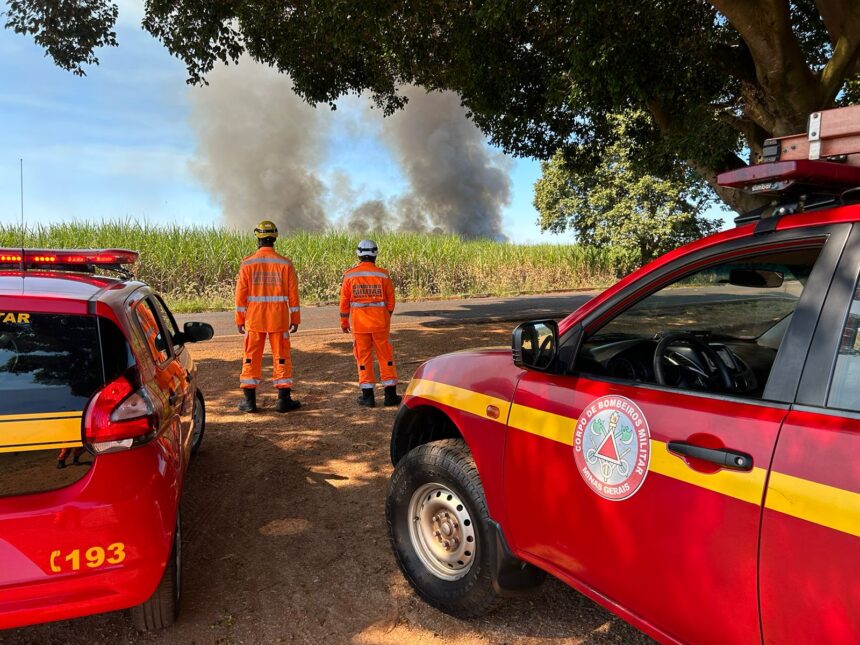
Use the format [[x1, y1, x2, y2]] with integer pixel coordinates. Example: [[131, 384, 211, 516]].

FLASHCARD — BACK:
[[83, 370, 160, 454]]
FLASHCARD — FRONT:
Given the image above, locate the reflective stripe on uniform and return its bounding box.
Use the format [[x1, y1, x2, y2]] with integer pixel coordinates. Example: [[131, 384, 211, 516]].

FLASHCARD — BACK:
[[243, 257, 293, 267], [351, 301, 387, 308], [273, 378, 293, 386], [248, 295, 290, 303], [346, 271, 389, 278], [236, 306, 247, 312], [382, 379, 397, 386], [360, 383, 375, 390], [290, 306, 300, 313], [241, 378, 260, 385]]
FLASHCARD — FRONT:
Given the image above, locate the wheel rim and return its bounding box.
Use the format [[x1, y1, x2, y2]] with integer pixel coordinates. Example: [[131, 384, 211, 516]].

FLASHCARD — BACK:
[[407, 483, 476, 581], [191, 396, 203, 448]]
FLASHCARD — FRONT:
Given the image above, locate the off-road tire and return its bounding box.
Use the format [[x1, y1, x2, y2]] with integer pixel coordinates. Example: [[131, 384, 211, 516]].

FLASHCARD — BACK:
[[131, 515, 181, 631], [191, 391, 205, 456], [386, 439, 500, 618]]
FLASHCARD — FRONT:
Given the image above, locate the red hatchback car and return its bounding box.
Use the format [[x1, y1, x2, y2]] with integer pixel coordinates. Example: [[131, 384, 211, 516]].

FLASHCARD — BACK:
[[0, 249, 212, 631], [386, 162, 860, 643]]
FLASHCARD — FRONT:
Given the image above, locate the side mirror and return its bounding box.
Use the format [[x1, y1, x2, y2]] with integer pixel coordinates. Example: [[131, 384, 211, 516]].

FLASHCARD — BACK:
[[512, 320, 559, 371], [174, 321, 214, 345], [729, 268, 784, 288]]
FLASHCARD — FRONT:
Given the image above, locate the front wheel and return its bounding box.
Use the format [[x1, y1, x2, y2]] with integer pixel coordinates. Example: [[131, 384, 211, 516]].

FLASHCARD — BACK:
[[131, 514, 181, 631], [386, 439, 499, 617]]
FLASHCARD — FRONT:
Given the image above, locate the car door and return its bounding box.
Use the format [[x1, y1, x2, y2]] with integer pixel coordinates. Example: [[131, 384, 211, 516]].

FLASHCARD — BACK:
[[129, 295, 187, 466], [759, 225, 860, 644], [151, 295, 195, 457], [502, 226, 849, 644]]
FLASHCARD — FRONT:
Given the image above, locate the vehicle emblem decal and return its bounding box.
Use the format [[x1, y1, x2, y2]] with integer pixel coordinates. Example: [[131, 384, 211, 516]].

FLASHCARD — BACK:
[[573, 396, 651, 501]]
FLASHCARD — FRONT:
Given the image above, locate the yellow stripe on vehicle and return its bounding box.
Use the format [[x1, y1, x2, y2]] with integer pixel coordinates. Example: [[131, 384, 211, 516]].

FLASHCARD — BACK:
[[648, 441, 767, 506], [508, 403, 575, 445], [0, 413, 83, 453], [765, 471, 860, 538], [405, 379, 511, 423], [507, 400, 767, 505], [406, 378, 860, 538]]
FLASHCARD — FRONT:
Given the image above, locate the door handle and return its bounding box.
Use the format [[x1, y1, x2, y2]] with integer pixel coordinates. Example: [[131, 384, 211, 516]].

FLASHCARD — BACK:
[[667, 441, 753, 471]]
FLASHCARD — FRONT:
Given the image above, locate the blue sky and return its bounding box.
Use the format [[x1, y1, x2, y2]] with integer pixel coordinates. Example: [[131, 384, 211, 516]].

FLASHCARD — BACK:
[[0, 5, 550, 242]]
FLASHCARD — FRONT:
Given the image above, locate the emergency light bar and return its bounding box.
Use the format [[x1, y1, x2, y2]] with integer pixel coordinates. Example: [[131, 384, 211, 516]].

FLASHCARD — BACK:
[[0, 249, 139, 272]]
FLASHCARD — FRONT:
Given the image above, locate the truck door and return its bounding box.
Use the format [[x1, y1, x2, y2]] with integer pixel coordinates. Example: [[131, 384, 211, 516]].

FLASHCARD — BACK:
[[760, 225, 860, 644], [503, 228, 846, 644]]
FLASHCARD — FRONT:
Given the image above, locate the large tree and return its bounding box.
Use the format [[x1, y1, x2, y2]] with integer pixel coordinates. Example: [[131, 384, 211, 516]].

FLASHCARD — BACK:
[[6, 1, 860, 213], [535, 112, 721, 266]]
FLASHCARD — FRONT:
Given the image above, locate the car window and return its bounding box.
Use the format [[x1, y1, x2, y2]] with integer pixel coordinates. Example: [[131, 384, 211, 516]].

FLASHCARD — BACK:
[[152, 295, 180, 339], [134, 299, 171, 364], [577, 245, 823, 398], [827, 280, 860, 411], [0, 314, 103, 415], [0, 314, 133, 498]]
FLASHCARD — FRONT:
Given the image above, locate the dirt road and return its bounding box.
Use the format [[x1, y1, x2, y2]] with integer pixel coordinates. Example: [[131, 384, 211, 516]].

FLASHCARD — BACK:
[[2, 323, 651, 645]]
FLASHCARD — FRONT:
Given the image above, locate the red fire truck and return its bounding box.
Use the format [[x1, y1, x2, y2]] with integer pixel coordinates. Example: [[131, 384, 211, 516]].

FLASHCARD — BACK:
[[386, 107, 860, 643]]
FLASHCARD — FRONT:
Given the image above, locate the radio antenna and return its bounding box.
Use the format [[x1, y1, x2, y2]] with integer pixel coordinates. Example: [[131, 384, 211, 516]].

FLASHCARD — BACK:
[[19, 158, 25, 271]]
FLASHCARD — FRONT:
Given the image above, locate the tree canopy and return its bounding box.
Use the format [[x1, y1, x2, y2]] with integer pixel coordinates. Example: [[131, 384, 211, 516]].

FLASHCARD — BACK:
[[5, 0, 860, 213], [534, 112, 720, 266]]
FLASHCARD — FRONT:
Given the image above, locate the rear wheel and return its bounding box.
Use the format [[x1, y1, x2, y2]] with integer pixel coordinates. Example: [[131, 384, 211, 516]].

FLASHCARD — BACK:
[[386, 439, 499, 617], [191, 391, 205, 456], [131, 514, 181, 631]]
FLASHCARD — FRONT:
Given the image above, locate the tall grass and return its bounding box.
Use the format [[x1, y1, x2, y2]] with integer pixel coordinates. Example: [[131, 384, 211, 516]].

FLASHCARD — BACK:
[[0, 221, 631, 312]]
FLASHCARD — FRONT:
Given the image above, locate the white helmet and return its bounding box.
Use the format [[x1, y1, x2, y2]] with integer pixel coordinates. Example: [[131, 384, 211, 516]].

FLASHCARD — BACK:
[[357, 239, 378, 259]]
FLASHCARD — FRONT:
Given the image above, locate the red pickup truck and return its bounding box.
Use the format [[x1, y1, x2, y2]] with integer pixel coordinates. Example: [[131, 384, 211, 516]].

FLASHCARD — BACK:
[[386, 161, 860, 644]]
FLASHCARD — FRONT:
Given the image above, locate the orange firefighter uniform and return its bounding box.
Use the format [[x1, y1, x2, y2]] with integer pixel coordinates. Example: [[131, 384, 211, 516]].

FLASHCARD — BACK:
[[340, 262, 397, 388], [235, 246, 301, 389]]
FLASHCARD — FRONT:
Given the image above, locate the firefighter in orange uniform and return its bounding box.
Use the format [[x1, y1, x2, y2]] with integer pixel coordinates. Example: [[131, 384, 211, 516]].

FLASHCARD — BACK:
[[340, 240, 402, 407], [235, 220, 302, 413]]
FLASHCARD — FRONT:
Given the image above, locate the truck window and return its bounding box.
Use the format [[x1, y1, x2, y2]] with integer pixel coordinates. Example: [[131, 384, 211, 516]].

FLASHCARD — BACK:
[[576, 245, 823, 399], [827, 281, 860, 411]]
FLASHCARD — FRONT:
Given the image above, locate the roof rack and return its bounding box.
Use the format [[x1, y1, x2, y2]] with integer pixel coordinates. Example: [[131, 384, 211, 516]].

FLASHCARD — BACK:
[[717, 105, 860, 227]]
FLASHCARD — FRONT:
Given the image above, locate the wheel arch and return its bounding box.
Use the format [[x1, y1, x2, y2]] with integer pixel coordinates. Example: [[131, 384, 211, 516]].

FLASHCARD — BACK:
[[390, 403, 463, 466]]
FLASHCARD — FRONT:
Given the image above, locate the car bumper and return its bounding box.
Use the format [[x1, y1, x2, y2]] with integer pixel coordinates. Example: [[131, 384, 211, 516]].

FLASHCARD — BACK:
[[0, 440, 180, 630]]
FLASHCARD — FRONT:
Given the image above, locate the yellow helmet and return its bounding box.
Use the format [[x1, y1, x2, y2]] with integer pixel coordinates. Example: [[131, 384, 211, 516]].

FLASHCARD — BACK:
[[254, 220, 278, 239]]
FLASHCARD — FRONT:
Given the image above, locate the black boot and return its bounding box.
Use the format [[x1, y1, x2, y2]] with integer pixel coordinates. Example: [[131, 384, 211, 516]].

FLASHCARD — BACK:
[[238, 388, 257, 413], [383, 385, 402, 407], [357, 388, 376, 407], [275, 388, 301, 413]]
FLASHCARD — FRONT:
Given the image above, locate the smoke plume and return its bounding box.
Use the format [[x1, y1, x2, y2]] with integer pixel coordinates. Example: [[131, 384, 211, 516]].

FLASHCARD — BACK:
[[189, 62, 511, 239], [188, 60, 328, 232], [376, 87, 511, 240]]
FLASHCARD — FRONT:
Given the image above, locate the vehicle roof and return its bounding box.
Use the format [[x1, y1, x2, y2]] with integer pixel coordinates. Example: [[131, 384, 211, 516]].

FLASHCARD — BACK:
[[0, 271, 146, 304]]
